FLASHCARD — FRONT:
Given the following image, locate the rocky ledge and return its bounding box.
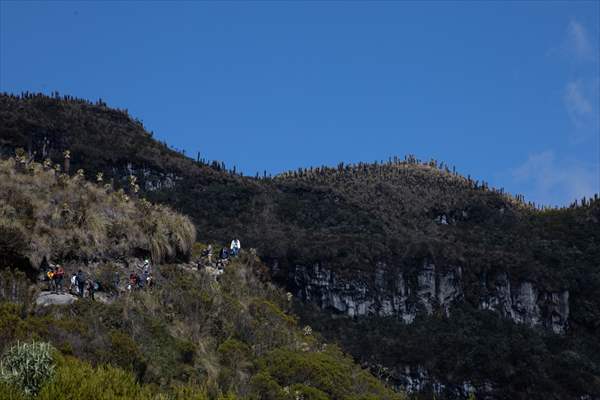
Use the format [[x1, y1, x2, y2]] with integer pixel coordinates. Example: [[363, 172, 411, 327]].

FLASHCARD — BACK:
[[291, 261, 569, 334]]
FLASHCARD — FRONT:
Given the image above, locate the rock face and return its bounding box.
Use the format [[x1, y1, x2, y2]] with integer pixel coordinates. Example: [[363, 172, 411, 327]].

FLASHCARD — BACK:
[[292, 261, 463, 322], [391, 365, 494, 400], [479, 273, 569, 334], [36, 291, 78, 307], [291, 261, 569, 334]]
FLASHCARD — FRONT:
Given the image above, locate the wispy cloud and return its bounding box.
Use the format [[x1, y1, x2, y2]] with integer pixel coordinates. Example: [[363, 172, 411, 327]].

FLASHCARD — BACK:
[[509, 19, 599, 206], [566, 19, 594, 60], [564, 78, 598, 139], [560, 20, 599, 141], [511, 150, 597, 206]]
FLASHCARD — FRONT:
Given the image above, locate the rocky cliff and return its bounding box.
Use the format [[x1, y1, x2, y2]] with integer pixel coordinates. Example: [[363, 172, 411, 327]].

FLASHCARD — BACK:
[[292, 261, 570, 334]]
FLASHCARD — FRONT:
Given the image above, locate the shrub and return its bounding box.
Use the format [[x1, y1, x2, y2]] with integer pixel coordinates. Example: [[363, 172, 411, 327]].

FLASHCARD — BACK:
[[106, 330, 147, 378], [0, 381, 26, 400], [0, 157, 196, 267], [37, 356, 150, 400], [257, 347, 404, 400], [0, 341, 55, 395], [36, 356, 220, 400], [217, 338, 250, 368], [249, 372, 285, 400], [289, 384, 329, 400]]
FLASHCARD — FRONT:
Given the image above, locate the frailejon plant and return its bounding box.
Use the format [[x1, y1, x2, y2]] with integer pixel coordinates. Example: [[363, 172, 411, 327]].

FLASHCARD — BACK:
[[0, 341, 55, 395]]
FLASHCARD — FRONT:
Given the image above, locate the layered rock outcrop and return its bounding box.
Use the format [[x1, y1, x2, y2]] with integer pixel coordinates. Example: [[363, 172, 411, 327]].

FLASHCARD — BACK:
[[291, 261, 569, 334]]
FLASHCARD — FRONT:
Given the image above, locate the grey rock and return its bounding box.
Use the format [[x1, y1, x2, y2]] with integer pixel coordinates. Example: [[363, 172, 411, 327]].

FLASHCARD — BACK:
[[291, 261, 569, 333], [36, 291, 77, 307], [479, 273, 569, 334]]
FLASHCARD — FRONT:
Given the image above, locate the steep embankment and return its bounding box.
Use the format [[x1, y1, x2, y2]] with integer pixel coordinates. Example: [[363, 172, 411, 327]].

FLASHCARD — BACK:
[[0, 155, 403, 399], [2, 93, 600, 399], [0, 155, 196, 272]]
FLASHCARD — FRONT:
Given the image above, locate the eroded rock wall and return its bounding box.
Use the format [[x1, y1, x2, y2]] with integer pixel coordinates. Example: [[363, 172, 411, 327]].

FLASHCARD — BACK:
[[291, 261, 569, 333]]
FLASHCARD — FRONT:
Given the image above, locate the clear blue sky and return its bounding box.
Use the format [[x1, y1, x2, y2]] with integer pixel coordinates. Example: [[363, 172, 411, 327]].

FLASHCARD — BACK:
[[1, 1, 598, 206]]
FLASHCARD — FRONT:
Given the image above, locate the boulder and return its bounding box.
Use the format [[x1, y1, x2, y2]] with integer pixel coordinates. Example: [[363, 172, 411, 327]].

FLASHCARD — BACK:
[[36, 291, 78, 307]]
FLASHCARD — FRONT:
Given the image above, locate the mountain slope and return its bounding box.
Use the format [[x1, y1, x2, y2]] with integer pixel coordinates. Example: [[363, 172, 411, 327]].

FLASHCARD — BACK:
[[0, 154, 404, 399], [1, 93, 599, 399]]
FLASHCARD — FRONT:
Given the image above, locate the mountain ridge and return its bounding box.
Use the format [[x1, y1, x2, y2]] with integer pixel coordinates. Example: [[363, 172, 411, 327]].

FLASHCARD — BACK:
[[1, 92, 599, 399]]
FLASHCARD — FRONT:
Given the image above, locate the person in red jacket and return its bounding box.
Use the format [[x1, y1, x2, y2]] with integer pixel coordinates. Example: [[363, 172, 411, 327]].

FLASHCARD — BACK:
[[54, 265, 65, 293], [128, 272, 137, 291]]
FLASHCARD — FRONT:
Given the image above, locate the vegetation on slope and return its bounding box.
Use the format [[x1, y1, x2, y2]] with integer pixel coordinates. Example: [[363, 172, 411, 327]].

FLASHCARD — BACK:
[[0, 258, 404, 399], [297, 302, 600, 399], [0, 155, 196, 271], [1, 93, 599, 399], [0, 148, 403, 399]]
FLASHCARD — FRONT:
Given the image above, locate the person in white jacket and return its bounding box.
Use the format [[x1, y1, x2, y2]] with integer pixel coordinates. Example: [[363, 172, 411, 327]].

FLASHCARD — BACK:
[[230, 238, 241, 256]]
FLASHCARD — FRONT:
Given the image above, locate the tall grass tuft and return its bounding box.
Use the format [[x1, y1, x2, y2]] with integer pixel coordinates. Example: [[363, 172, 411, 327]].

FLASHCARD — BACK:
[[0, 157, 196, 268], [0, 341, 55, 395]]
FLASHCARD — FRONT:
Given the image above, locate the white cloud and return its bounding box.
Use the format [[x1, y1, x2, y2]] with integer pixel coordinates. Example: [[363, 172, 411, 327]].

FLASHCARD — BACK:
[[519, 20, 600, 206], [566, 19, 594, 60], [564, 79, 596, 133], [511, 150, 598, 206], [559, 21, 599, 137]]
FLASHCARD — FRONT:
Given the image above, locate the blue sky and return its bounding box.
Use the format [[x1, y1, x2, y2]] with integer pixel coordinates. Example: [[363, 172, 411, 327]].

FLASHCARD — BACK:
[[1, 1, 598, 206]]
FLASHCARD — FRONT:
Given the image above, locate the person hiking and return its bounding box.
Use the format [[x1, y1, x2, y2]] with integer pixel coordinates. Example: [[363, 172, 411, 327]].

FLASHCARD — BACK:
[[52, 267, 59, 292], [230, 238, 241, 257], [206, 244, 213, 264], [146, 273, 154, 289], [113, 271, 120, 292], [128, 272, 137, 291], [220, 247, 229, 260], [76, 269, 85, 298], [139, 270, 147, 289], [70, 273, 78, 295], [54, 265, 65, 293], [46, 268, 55, 292], [143, 259, 151, 273], [86, 280, 95, 300]]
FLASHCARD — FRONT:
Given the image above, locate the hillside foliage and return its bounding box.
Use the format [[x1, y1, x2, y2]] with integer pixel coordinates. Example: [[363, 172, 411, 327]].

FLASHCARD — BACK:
[[0, 156, 195, 270], [0, 137, 403, 398], [0, 256, 404, 399], [1, 92, 599, 399]]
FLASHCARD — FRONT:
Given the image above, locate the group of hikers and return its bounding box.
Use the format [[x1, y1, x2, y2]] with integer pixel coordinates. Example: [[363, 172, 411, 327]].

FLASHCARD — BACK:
[[42, 238, 242, 298], [126, 259, 154, 291], [44, 259, 154, 299], [45, 264, 98, 299], [45, 264, 65, 293], [201, 238, 242, 272], [69, 270, 100, 299]]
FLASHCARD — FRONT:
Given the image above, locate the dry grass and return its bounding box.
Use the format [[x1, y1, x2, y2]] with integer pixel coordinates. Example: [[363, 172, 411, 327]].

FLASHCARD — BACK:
[[0, 157, 196, 269]]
